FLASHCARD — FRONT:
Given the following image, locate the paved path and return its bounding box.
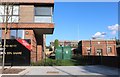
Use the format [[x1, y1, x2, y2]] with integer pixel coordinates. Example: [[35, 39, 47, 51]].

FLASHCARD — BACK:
[[24, 65, 119, 75], [0, 65, 119, 76]]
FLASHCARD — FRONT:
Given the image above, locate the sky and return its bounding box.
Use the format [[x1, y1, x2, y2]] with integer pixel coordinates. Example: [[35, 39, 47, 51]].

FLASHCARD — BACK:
[[46, 2, 118, 46]]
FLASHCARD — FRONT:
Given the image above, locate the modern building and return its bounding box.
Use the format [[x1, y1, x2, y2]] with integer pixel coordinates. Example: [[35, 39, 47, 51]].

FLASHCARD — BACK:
[[0, 0, 54, 63], [78, 40, 117, 56]]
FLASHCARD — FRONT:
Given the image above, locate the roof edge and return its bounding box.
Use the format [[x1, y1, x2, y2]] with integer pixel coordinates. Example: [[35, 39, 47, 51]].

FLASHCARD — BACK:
[[0, 0, 54, 4]]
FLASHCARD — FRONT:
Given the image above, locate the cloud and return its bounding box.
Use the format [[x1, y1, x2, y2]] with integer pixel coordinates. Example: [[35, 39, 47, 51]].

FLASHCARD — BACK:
[[92, 32, 106, 39], [108, 24, 119, 35], [92, 24, 118, 39]]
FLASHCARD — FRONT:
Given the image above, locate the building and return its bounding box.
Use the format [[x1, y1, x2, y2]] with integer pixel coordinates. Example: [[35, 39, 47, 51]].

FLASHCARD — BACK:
[[78, 40, 117, 56], [50, 40, 79, 50], [0, 0, 54, 63]]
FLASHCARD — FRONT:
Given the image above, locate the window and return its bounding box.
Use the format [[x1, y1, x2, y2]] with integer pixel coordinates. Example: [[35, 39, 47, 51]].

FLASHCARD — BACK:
[[34, 16, 52, 23], [35, 7, 52, 16], [0, 5, 19, 15], [0, 16, 19, 23], [10, 30, 24, 39], [107, 47, 112, 53], [10, 30, 16, 39], [34, 6, 53, 23], [87, 47, 91, 53], [18, 30, 24, 39], [0, 5, 19, 23], [96, 49, 102, 56]]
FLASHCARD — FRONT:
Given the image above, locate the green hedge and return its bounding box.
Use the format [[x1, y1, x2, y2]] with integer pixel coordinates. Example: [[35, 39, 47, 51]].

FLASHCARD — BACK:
[[31, 58, 86, 66], [31, 59, 62, 66]]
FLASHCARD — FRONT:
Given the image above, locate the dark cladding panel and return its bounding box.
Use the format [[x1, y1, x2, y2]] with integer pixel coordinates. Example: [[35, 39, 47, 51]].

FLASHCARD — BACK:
[[1, 39, 31, 66]]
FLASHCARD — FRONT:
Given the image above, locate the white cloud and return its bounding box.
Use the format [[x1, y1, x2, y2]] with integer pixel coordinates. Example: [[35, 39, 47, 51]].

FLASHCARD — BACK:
[[92, 24, 118, 39], [92, 32, 106, 39], [111, 31, 116, 35], [108, 24, 119, 35]]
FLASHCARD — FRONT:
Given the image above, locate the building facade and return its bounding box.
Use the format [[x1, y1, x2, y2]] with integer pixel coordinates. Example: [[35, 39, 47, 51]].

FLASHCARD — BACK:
[[0, 0, 54, 63], [78, 40, 117, 56], [50, 40, 79, 50]]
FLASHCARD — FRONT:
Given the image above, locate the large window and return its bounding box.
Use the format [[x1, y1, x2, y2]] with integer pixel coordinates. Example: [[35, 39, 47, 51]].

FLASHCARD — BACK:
[[35, 16, 52, 23], [10, 30, 24, 39], [34, 6, 53, 23], [0, 5, 19, 23], [35, 7, 52, 16]]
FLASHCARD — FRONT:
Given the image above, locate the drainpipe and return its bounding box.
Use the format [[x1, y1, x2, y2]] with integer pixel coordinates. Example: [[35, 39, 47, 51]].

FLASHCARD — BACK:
[[106, 40, 108, 56]]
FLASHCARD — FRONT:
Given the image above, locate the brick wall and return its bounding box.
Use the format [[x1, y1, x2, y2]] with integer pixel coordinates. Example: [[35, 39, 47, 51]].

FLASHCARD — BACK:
[[2, 30, 10, 39], [24, 30, 37, 62], [24, 30, 44, 62], [81, 40, 117, 56], [19, 5, 34, 23], [0, 2, 54, 63], [37, 45, 43, 61]]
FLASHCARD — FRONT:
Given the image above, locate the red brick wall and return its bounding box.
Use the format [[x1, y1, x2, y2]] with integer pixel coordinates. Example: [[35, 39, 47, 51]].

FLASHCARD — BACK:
[[2, 30, 10, 39], [81, 40, 117, 56], [37, 45, 43, 61], [25, 30, 37, 62], [24, 30, 44, 62]]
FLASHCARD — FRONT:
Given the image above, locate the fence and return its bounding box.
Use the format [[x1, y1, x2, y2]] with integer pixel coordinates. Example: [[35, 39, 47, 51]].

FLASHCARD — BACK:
[[81, 56, 120, 68]]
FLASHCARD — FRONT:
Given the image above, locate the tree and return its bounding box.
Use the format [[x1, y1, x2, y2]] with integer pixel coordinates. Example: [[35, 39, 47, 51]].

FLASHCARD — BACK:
[[54, 39, 59, 49], [0, 1, 16, 73]]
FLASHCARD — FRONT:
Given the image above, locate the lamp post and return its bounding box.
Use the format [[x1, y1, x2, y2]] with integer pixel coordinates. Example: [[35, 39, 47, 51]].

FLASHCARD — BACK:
[[62, 45, 64, 60]]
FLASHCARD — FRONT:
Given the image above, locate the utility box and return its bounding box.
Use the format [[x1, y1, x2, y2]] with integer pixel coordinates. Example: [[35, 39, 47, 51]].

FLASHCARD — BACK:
[[55, 47, 63, 60], [55, 46, 72, 60], [63, 46, 72, 60]]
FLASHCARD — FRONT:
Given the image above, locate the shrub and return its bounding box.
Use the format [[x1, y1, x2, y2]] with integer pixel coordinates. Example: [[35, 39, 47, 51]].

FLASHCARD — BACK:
[[31, 59, 62, 66]]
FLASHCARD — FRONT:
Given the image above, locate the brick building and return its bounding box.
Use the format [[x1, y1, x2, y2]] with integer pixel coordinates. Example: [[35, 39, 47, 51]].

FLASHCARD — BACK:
[[50, 40, 79, 50], [78, 40, 117, 56], [0, 0, 54, 63]]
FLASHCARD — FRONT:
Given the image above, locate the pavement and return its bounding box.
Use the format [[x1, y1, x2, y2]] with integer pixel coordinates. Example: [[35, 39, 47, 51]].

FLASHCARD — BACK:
[[25, 65, 119, 75], [0, 65, 120, 76]]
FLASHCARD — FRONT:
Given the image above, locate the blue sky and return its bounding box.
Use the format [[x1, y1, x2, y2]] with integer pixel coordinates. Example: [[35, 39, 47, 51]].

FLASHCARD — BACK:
[[46, 2, 118, 46]]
